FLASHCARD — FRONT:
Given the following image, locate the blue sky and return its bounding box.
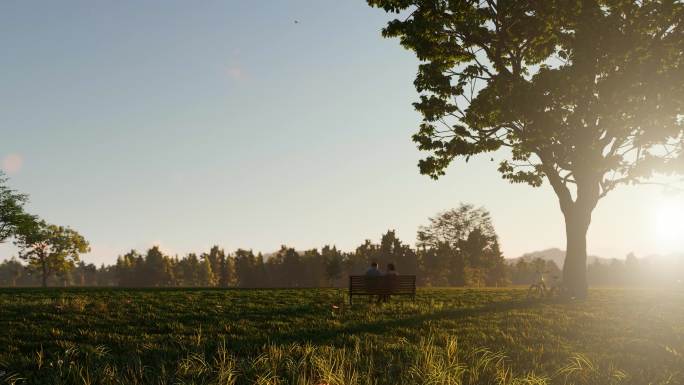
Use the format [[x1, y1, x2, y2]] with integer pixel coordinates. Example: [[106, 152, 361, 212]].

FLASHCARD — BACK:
[[1, 1, 680, 264]]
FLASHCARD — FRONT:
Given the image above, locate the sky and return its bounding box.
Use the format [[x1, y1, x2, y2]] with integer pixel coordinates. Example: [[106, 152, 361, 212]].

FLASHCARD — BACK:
[[1, 1, 682, 265]]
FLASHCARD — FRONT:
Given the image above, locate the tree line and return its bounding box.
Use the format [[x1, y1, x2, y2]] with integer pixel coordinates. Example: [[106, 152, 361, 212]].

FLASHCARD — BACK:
[[2, 238, 680, 288], [0, 227, 509, 288]]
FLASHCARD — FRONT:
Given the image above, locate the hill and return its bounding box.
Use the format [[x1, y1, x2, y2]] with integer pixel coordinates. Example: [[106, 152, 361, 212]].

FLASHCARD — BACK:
[[506, 248, 608, 267]]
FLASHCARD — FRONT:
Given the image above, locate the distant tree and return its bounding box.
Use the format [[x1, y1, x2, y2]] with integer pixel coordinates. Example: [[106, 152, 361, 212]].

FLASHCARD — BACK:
[[280, 246, 302, 287], [459, 228, 507, 286], [0, 257, 24, 287], [298, 249, 322, 287], [445, 245, 466, 286], [163, 255, 176, 285], [203, 246, 224, 281], [379, 230, 419, 274], [198, 246, 233, 287], [464, 266, 487, 287], [176, 253, 201, 286], [95, 263, 117, 286], [510, 257, 561, 285], [255, 252, 266, 285], [143, 246, 173, 287], [486, 260, 510, 287], [0, 172, 37, 244], [72, 261, 97, 286], [418, 205, 503, 285], [418, 204, 497, 249], [15, 221, 90, 287], [199, 256, 217, 287], [418, 242, 460, 286], [235, 249, 259, 287], [368, 0, 684, 297], [322, 245, 344, 286], [510, 259, 530, 285], [353, 240, 380, 271], [116, 250, 143, 286], [624, 252, 639, 284], [217, 250, 234, 288]]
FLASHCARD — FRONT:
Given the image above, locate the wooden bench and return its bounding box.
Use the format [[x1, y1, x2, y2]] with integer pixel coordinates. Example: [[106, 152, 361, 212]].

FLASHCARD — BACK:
[[348, 275, 416, 305]]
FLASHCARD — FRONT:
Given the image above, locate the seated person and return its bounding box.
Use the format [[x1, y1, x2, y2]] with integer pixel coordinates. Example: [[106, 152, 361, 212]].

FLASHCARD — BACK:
[[365, 261, 381, 276], [385, 263, 398, 276], [379, 263, 399, 303]]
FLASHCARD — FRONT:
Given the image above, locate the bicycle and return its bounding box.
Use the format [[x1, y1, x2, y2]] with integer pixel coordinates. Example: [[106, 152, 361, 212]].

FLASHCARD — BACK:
[[528, 273, 568, 299], [527, 276, 548, 299]]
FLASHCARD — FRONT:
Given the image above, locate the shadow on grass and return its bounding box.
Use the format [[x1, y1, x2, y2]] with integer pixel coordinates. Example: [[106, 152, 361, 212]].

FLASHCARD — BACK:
[[239, 298, 547, 350]]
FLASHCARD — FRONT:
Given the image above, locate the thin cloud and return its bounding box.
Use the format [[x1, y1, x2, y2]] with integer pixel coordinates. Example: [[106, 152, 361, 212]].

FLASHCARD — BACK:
[[1, 153, 23, 175]]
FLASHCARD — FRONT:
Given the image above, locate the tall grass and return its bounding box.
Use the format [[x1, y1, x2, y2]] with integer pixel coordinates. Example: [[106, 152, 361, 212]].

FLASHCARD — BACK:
[[1, 288, 683, 384], [0, 335, 641, 385]]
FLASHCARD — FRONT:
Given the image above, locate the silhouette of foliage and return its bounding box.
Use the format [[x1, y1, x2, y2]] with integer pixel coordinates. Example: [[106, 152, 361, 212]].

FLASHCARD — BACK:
[[0, 172, 37, 244]]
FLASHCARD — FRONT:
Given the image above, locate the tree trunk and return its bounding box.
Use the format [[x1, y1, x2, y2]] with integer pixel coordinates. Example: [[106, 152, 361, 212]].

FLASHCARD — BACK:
[[562, 206, 592, 299], [540, 150, 600, 300], [41, 256, 48, 288]]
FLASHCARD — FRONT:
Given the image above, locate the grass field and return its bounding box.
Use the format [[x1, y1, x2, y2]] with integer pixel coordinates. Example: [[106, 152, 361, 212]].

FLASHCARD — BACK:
[[1, 288, 683, 385]]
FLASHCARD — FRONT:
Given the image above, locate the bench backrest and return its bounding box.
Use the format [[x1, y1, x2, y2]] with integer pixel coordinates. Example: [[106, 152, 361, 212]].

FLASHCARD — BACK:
[[349, 275, 416, 295]]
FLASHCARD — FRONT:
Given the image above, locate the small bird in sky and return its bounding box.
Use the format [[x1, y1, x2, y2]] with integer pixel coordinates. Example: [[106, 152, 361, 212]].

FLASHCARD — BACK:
[[294, 20, 299, 24]]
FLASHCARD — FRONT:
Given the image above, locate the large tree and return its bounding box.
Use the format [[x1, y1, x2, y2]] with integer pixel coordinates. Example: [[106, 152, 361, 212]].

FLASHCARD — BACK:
[[368, 0, 684, 297], [15, 221, 90, 287]]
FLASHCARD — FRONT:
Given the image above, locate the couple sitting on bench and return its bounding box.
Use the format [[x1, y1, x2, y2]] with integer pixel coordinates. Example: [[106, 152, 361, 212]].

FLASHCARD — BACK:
[[365, 261, 398, 303], [364, 261, 398, 277], [348, 264, 415, 305]]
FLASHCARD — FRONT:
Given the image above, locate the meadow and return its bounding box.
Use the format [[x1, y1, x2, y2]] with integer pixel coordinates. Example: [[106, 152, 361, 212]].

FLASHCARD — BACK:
[[0, 287, 683, 385]]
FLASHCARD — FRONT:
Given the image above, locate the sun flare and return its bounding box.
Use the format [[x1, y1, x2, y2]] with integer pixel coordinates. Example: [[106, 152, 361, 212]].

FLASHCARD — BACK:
[[654, 199, 684, 253]]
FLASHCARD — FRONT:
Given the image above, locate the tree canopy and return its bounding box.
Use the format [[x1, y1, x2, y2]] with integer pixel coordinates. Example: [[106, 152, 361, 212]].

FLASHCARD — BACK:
[[417, 203, 497, 249], [368, 0, 683, 187], [15, 221, 90, 287], [0, 172, 37, 244]]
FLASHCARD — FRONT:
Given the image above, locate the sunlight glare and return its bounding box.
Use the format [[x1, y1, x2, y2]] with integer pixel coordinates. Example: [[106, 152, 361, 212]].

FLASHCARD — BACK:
[[654, 199, 684, 253]]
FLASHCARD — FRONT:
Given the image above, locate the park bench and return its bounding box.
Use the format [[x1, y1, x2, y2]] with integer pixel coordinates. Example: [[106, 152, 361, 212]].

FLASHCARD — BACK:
[[348, 275, 416, 305]]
